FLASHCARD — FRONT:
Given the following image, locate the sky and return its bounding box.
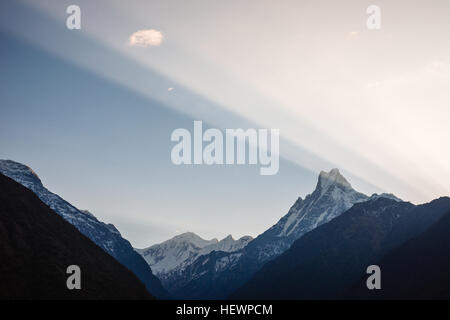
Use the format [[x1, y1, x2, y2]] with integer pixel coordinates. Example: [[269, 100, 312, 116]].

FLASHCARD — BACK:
[[1, 0, 449, 247]]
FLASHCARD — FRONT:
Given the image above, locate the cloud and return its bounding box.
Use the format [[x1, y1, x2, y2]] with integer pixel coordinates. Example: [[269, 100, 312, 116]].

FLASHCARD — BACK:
[[128, 29, 163, 47], [347, 31, 360, 40]]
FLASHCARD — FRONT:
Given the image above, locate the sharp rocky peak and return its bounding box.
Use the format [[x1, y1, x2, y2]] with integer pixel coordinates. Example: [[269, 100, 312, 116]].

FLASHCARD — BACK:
[[316, 168, 353, 194], [220, 235, 234, 241]]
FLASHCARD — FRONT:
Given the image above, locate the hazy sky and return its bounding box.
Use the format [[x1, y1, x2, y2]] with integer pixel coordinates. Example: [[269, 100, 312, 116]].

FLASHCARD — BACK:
[[1, 0, 449, 246]]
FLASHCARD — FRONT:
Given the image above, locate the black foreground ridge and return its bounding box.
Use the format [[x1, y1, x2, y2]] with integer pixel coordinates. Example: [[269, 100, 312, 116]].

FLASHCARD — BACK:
[[0, 173, 153, 300]]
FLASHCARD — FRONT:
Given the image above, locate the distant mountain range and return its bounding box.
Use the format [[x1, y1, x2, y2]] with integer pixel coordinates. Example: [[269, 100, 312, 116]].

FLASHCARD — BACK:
[[2, 159, 450, 300], [136, 232, 252, 287], [140, 168, 402, 299], [0, 173, 152, 299], [0, 160, 168, 299]]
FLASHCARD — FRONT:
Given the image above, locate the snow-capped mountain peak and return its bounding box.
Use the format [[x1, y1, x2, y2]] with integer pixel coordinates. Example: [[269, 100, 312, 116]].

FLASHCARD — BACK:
[[136, 232, 253, 279], [170, 232, 219, 248], [275, 168, 368, 239], [201, 234, 253, 254], [317, 168, 352, 193], [154, 168, 401, 299]]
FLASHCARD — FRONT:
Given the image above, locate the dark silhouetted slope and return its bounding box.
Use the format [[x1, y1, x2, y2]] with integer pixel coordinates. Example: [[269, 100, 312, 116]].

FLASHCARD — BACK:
[[0, 173, 153, 299], [346, 210, 450, 299], [0, 159, 169, 299], [231, 197, 450, 299]]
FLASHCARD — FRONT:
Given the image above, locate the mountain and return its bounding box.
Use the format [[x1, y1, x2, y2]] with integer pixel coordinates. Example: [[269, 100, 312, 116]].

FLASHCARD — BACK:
[[136, 232, 252, 285], [0, 173, 152, 299], [346, 210, 450, 299], [242, 168, 369, 262], [0, 160, 168, 299], [166, 169, 370, 299], [231, 196, 450, 299]]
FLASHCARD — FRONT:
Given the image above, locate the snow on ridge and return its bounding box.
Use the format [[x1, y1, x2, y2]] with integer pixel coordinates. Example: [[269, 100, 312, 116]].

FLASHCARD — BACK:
[[137, 232, 253, 277], [0, 159, 43, 190], [368, 193, 402, 202], [0, 159, 123, 256], [278, 168, 368, 237], [317, 168, 353, 194]]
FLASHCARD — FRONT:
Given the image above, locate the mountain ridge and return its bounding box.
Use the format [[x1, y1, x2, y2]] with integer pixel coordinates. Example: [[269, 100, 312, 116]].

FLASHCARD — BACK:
[[0, 173, 153, 299], [345, 208, 450, 299], [231, 196, 450, 299], [0, 159, 169, 298], [164, 168, 391, 299], [136, 232, 253, 284]]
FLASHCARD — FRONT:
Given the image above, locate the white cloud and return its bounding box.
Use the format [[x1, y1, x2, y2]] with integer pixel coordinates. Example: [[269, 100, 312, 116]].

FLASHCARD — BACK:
[[128, 29, 163, 47], [347, 31, 360, 40]]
